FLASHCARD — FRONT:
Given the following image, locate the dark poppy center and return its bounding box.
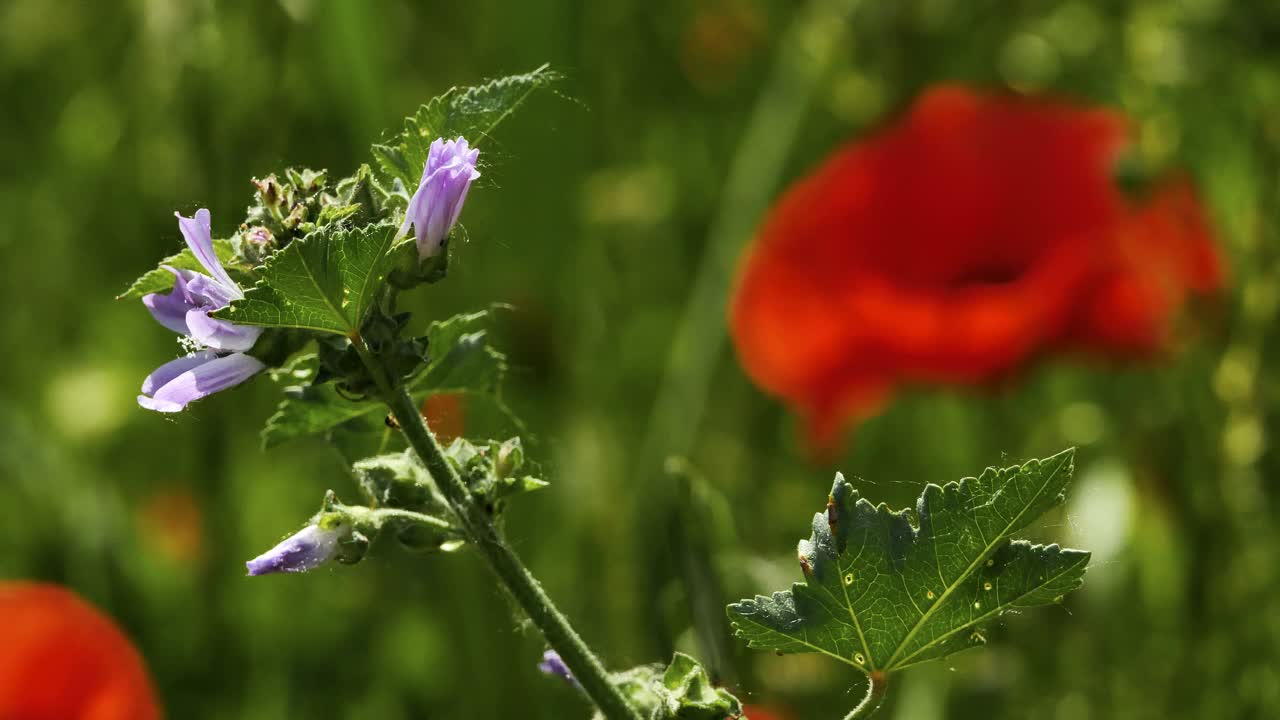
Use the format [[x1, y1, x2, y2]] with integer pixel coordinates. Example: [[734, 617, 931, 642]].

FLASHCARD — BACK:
[[947, 261, 1032, 289]]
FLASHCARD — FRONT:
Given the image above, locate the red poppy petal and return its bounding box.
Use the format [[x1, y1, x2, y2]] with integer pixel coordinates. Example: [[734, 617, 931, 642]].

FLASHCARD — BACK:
[[0, 582, 162, 720], [730, 84, 1222, 451], [1067, 180, 1224, 355]]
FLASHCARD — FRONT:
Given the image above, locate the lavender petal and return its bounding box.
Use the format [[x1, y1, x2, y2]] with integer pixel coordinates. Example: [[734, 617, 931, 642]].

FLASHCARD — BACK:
[[403, 137, 480, 259], [185, 308, 262, 352], [183, 271, 237, 309], [138, 351, 264, 412], [140, 351, 219, 398], [142, 289, 194, 335], [176, 208, 238, 293], [537, 650, 580, 689]]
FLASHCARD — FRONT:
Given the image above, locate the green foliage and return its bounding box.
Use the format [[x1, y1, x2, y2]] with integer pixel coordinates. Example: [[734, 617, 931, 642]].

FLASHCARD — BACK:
[[316, 488, 461, 563], [346, 437, 544, 554], [728, 449, 1088, 674], [213, 222, 408, 335], [259, 310, 506, 447], [116, 239, 246, 300], [600, 653, 742, 720], [371, 64, 559, 191], [441, 436, 547, 510], [353, 450, 443, 513], [241, 167, 333, 245], [237, 166, 390, 260]]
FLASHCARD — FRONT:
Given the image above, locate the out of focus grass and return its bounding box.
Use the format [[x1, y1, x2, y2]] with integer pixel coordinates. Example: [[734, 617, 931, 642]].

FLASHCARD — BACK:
[[1, 1, 1278, 718]]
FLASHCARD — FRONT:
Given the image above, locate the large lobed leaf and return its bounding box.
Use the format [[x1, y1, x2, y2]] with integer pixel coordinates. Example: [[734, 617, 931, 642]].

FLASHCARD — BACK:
[[260, 310, 506, 448], [213, 222, 406, 335], [728, 449, 1088, 674], [371, 64, 559, 191]]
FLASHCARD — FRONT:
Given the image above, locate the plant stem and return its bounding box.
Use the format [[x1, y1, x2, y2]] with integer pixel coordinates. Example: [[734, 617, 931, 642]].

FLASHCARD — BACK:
[[352, 337, 642, 720], [843, 672, 888, 720]]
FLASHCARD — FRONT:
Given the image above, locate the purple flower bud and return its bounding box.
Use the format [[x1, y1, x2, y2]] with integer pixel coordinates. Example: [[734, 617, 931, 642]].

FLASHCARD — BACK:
[[246, 226, 274, 247], [245, 522, 350, 576], [537, 650, 580, 689], [401, 137, 480, 259]]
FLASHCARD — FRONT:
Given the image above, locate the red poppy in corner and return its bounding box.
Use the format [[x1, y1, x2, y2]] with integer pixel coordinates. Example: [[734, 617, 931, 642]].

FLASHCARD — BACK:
[[0, 581, 162, 720], [730, 85, 1223, 450]]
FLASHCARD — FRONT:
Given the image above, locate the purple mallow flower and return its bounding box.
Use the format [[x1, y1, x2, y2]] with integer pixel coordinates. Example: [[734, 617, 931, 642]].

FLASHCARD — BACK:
[[401, 137, 480, 259], [139, 209, 265, 412], [538, 650, 580, 689], [246, 522, 350, 576]]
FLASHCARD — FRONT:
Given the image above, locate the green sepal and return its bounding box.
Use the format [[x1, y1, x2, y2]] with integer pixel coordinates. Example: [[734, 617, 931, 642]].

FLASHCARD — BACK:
[[387, 237, 450, 290], [353, 450, 446, 516], [333, 163, 388, 219], [317, 488, 462, 561], [241, 167, 331, 246], [594, 653, 742, 720], [442, 437, 548, 513]]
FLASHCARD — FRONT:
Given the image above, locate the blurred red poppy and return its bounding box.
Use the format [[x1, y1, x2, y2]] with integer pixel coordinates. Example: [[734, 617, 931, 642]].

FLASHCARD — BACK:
[[738, 704, 787, 720], [422, 392, 466, 443], [0, 581, 161, 720], [137, 489, 205, 565], [730, 85, 1223, 450]]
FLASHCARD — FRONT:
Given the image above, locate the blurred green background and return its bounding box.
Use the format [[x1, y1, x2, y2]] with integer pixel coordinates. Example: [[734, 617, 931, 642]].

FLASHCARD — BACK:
[[2, 0, 1278, 718]]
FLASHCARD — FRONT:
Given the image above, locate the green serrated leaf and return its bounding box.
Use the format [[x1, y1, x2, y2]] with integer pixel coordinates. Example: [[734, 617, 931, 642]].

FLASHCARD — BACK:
[[260, 310, 507, 447], [728, 449, 1089, 675], [260, 353, 370, 447], [214, 222, 404, 335], [371, 64, 559, 190], [117, 239, 242, 300], [594, 653, 741, 720]]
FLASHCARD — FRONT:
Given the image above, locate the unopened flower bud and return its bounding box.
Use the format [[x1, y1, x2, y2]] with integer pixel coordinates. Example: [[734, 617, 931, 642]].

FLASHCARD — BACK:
[[495, 437, 523, 479], [401, 137, 480, 259], [245, 522, 350, 576], [537, 650, 580, 689], [237, 225, 277, 263], [253, 175, 282, 207]]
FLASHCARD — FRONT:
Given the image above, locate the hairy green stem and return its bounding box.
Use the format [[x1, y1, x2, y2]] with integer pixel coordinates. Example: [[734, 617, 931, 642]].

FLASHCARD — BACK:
[[352, 336, 642, 720], [843, 672, 888, 720], [366, 506, 455, 530]]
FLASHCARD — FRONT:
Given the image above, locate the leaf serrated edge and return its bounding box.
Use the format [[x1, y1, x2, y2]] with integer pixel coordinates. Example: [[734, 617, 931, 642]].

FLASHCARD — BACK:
[[881, 448, 1076, 668], [889, 542, 1090, 671], [727, 591, 865, 670], [728, 449, 1082, 673]]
